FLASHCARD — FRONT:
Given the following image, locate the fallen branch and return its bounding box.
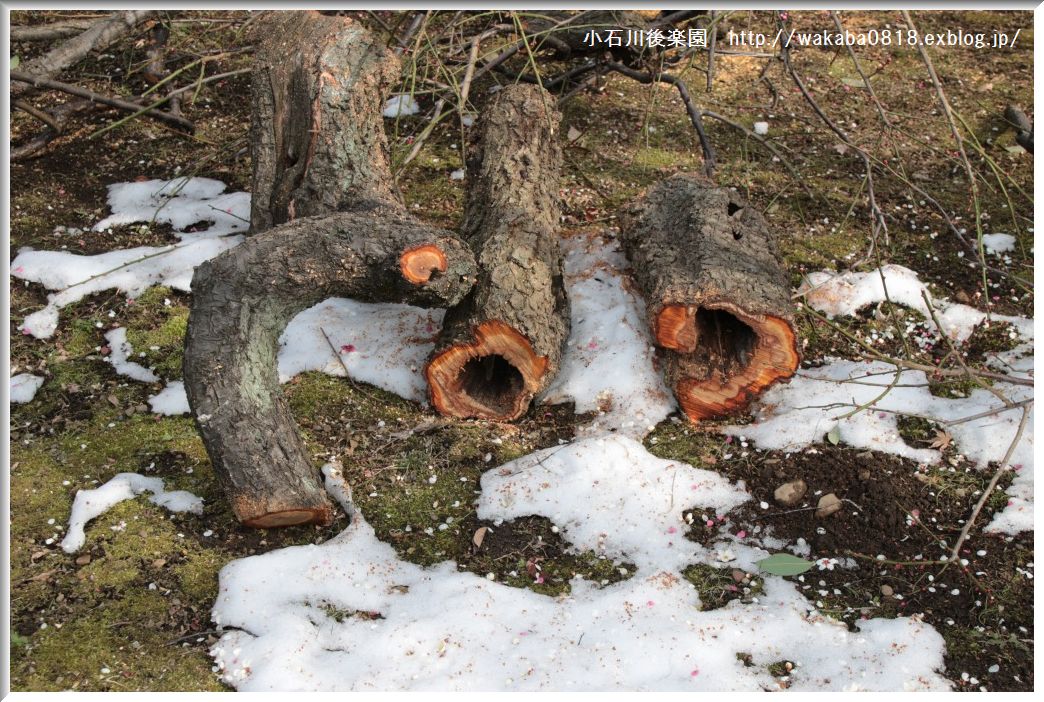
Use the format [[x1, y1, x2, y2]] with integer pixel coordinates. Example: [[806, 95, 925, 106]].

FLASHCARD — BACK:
[[9, 70, 194, 133], [11, 20, 95, 42], [427, 85, 568, 420], [621, 174, 800, 421], [945, 405, 1030, 566], [11, 10, 159, 97], [605, 62, 716, 177]]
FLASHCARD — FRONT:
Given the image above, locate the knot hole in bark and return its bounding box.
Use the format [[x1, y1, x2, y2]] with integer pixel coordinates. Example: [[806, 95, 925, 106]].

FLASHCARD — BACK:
[[727, 201, 745, 239], [458, 354, 525, 415]]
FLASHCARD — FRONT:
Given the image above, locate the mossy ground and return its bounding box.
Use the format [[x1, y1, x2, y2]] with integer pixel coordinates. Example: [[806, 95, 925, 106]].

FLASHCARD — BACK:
[[10, 9, 1033, 691]]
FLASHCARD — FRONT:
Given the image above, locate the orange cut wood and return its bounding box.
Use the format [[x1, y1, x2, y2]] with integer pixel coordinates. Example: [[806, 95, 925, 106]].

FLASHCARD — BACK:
[[426, 320, 549, 421], [400, 244, 448, 284]]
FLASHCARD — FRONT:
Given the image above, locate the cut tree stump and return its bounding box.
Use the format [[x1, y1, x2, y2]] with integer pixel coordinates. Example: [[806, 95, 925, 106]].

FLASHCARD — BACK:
[[184, 12, 478, 528], [249, 11, 402, 232], [425, 85, 568, 421], [184, 208, 477, 528], [620, 174, 800, 421]]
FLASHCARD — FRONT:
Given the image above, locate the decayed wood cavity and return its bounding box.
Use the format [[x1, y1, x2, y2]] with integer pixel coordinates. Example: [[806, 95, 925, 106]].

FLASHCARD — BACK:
[[620, 174, 800, 422]]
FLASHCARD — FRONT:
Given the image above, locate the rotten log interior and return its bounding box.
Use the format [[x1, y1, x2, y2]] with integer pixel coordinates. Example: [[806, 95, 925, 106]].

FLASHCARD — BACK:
[[621, 174, 800, 421], [426, 85, 568, 421], [184, 12, 477, 528]]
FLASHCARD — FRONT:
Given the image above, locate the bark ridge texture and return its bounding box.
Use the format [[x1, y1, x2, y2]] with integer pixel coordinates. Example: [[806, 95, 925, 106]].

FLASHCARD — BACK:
[[184, 208, 477, 527], [249, 11, 402, 232]]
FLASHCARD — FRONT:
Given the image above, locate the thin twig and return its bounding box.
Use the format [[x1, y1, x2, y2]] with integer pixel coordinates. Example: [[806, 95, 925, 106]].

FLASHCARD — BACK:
[[945, 406, 1030, 566], [10, 70, 194, 132], [605, 62, 716, 177]]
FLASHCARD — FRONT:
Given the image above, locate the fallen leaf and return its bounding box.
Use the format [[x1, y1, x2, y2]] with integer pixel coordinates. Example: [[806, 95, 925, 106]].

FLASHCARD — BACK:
[[75, 554, 91, 566], [930, 429, 953, 450], [472, 526, 488, 549], [567, 126, 582, 143]]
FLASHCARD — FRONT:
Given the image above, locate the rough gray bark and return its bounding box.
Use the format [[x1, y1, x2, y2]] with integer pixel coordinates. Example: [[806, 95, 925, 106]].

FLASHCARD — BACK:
[[11, 10, 159, 97], [426, 85, 568, 421], [620, 174, 800, 421], [184, 207, 477, 527], [249, 11, 402, 232]]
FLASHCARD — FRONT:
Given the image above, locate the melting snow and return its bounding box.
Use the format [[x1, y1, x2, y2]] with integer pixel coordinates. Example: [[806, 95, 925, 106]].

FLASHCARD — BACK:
[[104, 327, 160, 383], [61, 473, 203, 553], [800, 264, 1005, 343], [981, 233, 1016, 254], [279, 300, 443, 402], [148, 381, 190, 416], [383, 94, 420, 118], [541, 233, 675, 437], [10, 373, 44, 403], [12, 177, 246, 338]]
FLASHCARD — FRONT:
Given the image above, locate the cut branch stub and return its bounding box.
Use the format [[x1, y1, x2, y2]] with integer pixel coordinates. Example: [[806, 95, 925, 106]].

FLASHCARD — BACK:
[[183, 209, 477, 528], [249, 11, 402, 232], [620, 174, 800, 421], [426, 84, 568, 421]]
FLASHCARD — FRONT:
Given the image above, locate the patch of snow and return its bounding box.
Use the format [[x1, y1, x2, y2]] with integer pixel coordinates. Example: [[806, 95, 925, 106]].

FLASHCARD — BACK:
[[12, 177, 245, 338], [278, 299, 444, 403], [753, 121, 769, 135], [981, 233, 1016, 254], [104, 328, 159, 383], [148, 381, 190, 415], [93, 177, 249, 241], [460, 114, 475, 127], [541, 233, 675, 437], [449, 169, 465, 181], [800, 264, 990, 342], [10, 373, 44, 403], [383, 94, 419, 118], [210, 503, 948, 691], [322, 461, 354, 517], [61, 473, 203, 553], [726, 358, 1033, 534], [478, 435, 748, 572]]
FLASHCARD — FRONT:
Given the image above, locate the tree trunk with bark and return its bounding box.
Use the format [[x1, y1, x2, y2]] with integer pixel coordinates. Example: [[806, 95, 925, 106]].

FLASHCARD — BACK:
[[620, 174, 800, 421], [248, 10, 402, 232], [184, 207, 477, 528], [426, 85, 568, 421], [184, 12, 478, 528]]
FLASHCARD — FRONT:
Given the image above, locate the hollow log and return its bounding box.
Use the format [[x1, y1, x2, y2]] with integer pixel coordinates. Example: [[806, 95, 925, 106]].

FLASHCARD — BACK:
[[620, 174, 800, 422], [248, 11, 402, 232], [425, 85, 568, 421], [184, 207, 477, 528]]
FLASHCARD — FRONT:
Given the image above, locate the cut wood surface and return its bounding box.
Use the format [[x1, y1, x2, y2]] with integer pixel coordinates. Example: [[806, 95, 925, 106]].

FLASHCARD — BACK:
[[426, 85, 568, 421], [183, 208, 477, 528], [249, 11, 402, 232], [620, 174, 800, 421]]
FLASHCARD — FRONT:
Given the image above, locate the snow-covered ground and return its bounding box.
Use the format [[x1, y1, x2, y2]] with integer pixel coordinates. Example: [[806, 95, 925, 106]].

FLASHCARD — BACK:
[[15, 178, 1032, 691]]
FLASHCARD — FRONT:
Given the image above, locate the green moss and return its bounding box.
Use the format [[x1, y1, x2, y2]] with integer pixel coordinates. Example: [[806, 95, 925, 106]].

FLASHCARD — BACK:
[[897, 415, 938, 445], [682, 563, 764, 611], [12, 590, 225, 692], [643, 419, 721, 465]]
